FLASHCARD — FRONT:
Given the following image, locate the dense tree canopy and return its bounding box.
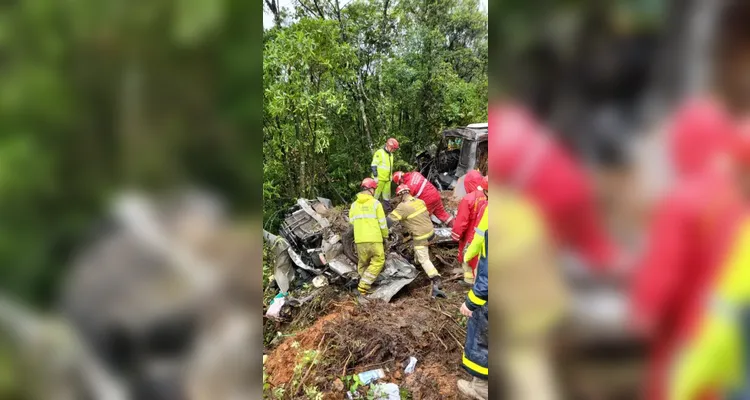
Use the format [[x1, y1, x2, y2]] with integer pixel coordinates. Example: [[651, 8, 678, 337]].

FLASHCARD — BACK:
[[263, 0, 488, 229]]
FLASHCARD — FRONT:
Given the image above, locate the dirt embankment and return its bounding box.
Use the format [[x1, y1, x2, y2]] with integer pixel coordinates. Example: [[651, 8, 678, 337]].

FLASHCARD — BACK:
[[264, 280, 469, 399]]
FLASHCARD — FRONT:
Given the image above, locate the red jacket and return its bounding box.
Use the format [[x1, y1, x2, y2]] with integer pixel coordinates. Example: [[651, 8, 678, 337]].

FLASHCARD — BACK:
[[451, 170, 487, 266], [630, 97, 739, 400], [403, 171, 452, 223], [489, 104, 617, 269]]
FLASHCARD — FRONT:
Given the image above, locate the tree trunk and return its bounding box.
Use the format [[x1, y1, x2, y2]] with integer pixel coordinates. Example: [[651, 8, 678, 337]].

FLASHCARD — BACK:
[[357, 78, 374, 151]]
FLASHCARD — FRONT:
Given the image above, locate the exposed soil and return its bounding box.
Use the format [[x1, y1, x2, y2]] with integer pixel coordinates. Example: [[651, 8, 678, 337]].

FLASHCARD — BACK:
[[264, 280, 470, 399], [441, 190, 460, 212]]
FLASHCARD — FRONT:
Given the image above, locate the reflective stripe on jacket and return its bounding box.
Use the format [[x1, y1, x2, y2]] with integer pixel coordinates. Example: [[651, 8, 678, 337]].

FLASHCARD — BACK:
[[462, 304, 488, 379], [389, 195, 433, 245], [465, 206, 488, 262], [350, 192, 389, 243], [668, 219, 750, 400], [466, 235, 488, 312], [371, 148, 393, 182]]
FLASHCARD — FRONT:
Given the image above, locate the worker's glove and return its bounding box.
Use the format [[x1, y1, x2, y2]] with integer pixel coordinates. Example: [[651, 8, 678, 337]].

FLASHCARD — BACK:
[[431, 285, 447, 299], [371, 166, 378, 178], [344, 277, 360, 291], [431, 277, 447, 299]]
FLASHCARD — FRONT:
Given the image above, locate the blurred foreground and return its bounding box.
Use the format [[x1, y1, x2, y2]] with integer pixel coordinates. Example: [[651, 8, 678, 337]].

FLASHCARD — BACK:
[[1, 191, 262, 399], [488, 0, 750, 399]]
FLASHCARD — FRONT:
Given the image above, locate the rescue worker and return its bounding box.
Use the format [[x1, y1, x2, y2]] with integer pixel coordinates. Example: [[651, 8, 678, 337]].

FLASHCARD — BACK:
[[489, 103, 618, 271], [371, 138, 399, 206], [451, 170, 488, 284], [666, 120, 750, 400], [629, 97, 742, 400], [389, 184, 446, 298], [349, 177, 389, 295], [392, 170, 454, 226], [457, 203, 488, 400], [472, 104, 570, 400]]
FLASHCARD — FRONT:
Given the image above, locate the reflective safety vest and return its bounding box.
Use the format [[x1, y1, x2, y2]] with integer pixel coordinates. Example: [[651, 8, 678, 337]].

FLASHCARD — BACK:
[[669, 219, 750, 400], [349, 192, 389, 243], [389, 195, 433, 246], [465, 206, 488, 262], [371, 147, 394, 182]]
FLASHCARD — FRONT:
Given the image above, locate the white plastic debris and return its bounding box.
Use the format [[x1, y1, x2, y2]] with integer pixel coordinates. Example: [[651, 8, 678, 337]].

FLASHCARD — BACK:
[[372, 383, 401, 400], [404, 356, 418, 374], [312, 275, 329, 288], [265, 293, 286, 319], [357, 368, 385, 385]]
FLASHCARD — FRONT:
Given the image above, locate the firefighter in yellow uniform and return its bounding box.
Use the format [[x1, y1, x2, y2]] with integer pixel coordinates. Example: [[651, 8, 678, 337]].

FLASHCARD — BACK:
[[349, 178, 390, 295], [389, 184, 446, 298], [371, 138, 399, 204], [461, 187, 569, 400]]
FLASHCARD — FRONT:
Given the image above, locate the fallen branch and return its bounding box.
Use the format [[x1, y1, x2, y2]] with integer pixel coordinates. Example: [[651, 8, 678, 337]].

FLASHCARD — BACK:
[[418, 304, 455, 320], [432, 331, 448, 351], [446, 328, 464, 349], [342, 351, 353, 376], [294, 335, 327, 396], [363, 343, 382, 361]]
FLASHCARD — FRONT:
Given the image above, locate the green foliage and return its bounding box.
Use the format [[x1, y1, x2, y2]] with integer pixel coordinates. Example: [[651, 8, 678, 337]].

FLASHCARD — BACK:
[[0, 0, 263, 306], [264, 0, 488, 231]]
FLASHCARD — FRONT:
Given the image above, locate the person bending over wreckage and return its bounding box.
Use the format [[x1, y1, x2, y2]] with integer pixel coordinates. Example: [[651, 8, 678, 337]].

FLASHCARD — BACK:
[[388, 183, 446, 298], [348, 177, 447, 299]]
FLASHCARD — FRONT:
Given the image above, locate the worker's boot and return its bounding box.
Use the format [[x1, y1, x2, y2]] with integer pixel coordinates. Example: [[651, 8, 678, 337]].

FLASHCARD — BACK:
[[356, 291, 370, 304], [457, 377, 488, 400], [431, 277, 447, 298], [356, 285, 371, 304]]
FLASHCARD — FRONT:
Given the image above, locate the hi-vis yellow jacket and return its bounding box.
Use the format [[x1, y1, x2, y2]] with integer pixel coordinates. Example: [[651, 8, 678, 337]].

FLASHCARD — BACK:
[[371, 147, 394, 182], [485, 191, 569, 338], [668, 219, 750, 400], [349, 192, 389, 243], [465, 207, 487, 262], [389, 195, 433, 246]]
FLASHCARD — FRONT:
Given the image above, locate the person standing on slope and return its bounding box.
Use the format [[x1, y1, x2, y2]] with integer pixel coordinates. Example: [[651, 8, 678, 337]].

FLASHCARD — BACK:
[[451, 171, 488, 285], [349, 178, 390, 295], [371, 138, 399, 208]]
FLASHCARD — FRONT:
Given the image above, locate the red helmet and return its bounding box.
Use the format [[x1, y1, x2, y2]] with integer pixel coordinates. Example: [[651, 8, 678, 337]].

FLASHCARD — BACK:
[[386, 138, 399, 150], [392, 171, 404, 184], [669, 98, 734, 176], [396, 184, 410, 195], [361, 177, 378, 190]]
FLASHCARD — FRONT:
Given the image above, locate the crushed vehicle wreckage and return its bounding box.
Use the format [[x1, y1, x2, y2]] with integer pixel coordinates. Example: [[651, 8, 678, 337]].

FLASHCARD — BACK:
[[416, 123, 488, 194], [264, 197, 458, 311]]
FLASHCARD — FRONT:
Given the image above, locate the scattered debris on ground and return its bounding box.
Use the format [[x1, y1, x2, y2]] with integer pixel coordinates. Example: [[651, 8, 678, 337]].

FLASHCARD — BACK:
[[264, 279, 469, 399], [264, 193, 467, 399]]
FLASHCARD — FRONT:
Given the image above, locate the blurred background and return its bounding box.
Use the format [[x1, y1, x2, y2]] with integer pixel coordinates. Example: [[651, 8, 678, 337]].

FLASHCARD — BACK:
[[489, 0, 750, 399], [0, 1, 263, 399]]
